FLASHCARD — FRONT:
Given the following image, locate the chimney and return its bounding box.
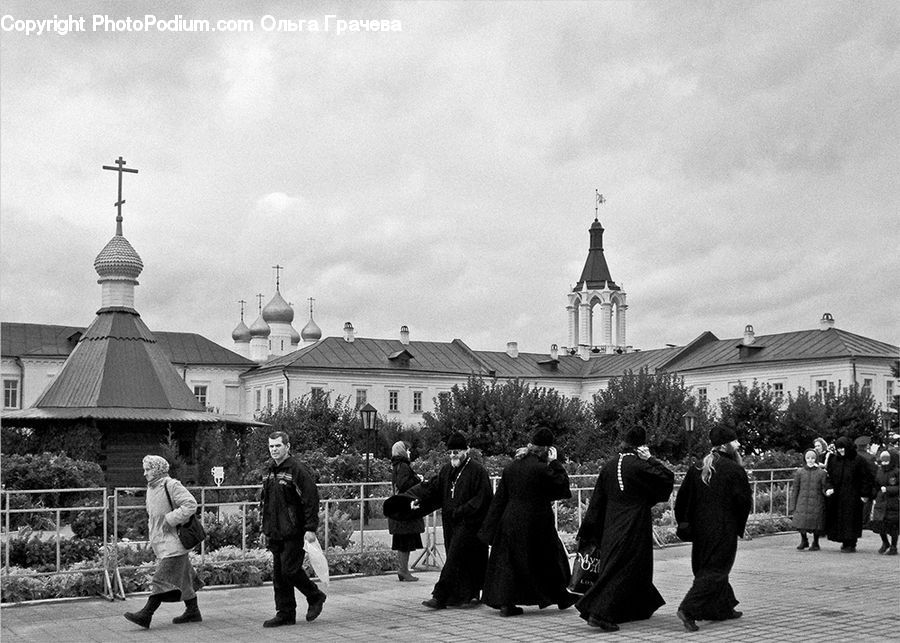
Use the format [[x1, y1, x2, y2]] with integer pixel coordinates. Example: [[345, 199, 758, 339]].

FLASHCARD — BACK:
[[400, 325, 410, 345], [506, 341, 518, 358], [819, 312, 835, 331], [742, 324, 755, 345], [343, 321, 355, 343], [550, 344, 559, 360]]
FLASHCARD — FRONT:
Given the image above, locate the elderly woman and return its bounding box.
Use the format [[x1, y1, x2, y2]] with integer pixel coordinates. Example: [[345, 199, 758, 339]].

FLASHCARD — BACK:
[[124, 455, 204, 629], [390, 441, 425, 581]]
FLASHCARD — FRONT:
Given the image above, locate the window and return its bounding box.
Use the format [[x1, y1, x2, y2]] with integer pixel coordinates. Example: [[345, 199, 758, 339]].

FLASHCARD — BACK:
[[888, 381, 895, 406], [278, 388, 284, 409], [255, 389, 262, 410], [355, 388, 367, 409], [3, 380, 19, 409], [193, 385, 208, 407], [388, 390, 399, 412], [311, 387, 324, 397], [413, 390, 423, 413], [862, 378, 873, 398], [696, 387, 707, 406], [815, 380, 829, 399], [266, 388, 272, 408], [772, 382, 784, 401]]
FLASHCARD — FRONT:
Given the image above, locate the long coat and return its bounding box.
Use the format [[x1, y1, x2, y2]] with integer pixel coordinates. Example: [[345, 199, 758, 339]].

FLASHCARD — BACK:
[[870, 456, 899, 535], [790, 465, 827, 532], [825, 441, 874, 542], [389, 456, 425, 536], [575, 451, 675, 624], [146, 476, 198, 559], [478, 453, 572, 609], [675, 453, 752, 621], [409, 456, 493, 604]]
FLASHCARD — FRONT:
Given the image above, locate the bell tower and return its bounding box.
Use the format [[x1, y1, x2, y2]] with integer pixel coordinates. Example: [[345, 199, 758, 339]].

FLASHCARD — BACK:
[[566, 192, 628, 359]]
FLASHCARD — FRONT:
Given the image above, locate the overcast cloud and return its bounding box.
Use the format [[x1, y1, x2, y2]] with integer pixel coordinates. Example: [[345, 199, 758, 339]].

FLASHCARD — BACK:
[[1, 1, 898, 354]]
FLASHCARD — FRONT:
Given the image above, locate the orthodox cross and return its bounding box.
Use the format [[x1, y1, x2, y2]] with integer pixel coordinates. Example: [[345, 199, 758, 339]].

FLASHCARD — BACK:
[[594, 189, 605, 220], [272, 264, 284, 289], [256, 293, 265, 313], [102, 156, 139, 235], [237, 299, 247, 322], [308, 297, 316, 317]]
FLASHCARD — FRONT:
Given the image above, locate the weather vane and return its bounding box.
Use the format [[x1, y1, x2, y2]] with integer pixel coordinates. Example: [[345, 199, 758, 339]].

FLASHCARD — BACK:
[[595, 189, 605, 220], [102, 156, 139, 235]]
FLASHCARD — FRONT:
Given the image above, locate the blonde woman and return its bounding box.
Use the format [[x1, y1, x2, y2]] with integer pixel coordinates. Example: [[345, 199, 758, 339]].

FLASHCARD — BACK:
[[124, 455, 203, 629]]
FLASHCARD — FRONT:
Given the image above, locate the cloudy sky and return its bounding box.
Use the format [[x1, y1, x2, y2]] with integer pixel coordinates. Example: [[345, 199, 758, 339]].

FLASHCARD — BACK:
[[2, 1, 898, 355]]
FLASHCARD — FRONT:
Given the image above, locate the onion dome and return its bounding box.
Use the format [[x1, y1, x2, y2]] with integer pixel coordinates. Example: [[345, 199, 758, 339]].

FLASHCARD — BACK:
[[301, 317, 322, 342], [94, 235, 143, 280], [290, 325, 301, 345], [249, 314, 270, 338], [231, 320, 251, 342], [262, 290, 294, 323]]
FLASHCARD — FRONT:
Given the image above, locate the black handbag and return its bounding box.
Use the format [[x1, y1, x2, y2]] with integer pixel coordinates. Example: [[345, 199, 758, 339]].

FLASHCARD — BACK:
[[676, 521, 693, 542], [163, 481, 206, 551], [568, 543, 602, 594]]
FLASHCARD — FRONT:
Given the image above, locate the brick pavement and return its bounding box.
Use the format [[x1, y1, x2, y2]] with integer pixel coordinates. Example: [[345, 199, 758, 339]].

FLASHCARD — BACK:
[[2, 533, 897, 642]]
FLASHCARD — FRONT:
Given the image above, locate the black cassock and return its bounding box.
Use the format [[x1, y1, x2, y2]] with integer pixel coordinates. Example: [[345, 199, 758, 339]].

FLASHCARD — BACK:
[[478, 453, 572, 609], [675, 454, 752, 620], [825, 446, 874, 543], [408, 457, 493, 605], [575, 451, 674, 624]]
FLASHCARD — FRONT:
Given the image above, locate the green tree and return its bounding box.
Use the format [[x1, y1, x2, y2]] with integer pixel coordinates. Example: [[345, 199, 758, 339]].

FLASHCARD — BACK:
[[716, 381, 781, 455], [255, 390, 359, 457], [779, 388, 829, 452], [421, 376, 590, 457], [824, 384, 883, 443], [584, 367, 706, 462]]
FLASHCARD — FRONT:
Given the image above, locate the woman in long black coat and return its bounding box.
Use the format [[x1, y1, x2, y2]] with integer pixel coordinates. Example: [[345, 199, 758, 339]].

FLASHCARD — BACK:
[[575, 428, 675, 632], [825, 436, 875, 552], [478, 429, 575, 617], [390, 441, 425, 581]]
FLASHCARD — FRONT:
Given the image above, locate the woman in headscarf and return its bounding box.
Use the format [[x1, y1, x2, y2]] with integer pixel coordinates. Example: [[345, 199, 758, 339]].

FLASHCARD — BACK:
[[123, 455, 204, 629], [389, 441, 425, 581], [825, 436, 875, 552]]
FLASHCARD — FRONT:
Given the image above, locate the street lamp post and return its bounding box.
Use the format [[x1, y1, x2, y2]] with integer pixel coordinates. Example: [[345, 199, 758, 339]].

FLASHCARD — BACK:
[[359, 403, 378, 526], [683, 410, 698, 462]]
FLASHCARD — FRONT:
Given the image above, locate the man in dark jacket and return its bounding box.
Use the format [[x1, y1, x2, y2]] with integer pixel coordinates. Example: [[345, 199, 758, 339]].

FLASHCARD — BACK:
[[478, 427, 577, 616], [259, 431, 326, 627], [675, 426, 752, 632], [575, 427, 675, 632], [825, 436, 875, 552], [410, 432, 493, 609]]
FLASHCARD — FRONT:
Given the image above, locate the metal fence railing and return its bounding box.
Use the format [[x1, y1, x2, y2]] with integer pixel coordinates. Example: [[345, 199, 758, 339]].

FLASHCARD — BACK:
[[2, 468, 796, 602]]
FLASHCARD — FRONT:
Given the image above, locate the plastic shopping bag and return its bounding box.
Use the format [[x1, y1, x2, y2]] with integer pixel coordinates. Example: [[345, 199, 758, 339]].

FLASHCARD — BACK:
[[304, 537, 330, 591]]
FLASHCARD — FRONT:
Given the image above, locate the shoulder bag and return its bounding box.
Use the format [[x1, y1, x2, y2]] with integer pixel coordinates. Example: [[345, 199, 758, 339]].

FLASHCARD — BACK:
[[163, 481, 206, 551]]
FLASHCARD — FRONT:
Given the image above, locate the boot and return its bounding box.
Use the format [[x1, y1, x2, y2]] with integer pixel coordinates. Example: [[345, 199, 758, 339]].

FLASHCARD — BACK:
[[878, 538, 889, 554], [809, 534, 820, 551], [796, 533, 809, 550], [124, 596, 162, 629], [173, 597, 202, 624], [888, 547, 898, 556]]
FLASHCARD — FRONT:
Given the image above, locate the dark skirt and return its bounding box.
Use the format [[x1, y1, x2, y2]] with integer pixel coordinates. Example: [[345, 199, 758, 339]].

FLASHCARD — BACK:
[[151, 553, 203, 601], [391, 534, 423, 552]]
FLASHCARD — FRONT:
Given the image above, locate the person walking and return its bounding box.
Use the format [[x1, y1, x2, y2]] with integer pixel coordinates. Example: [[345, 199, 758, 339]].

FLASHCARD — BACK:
[[123, 455, 203, 629], [259, 431, 327, 627], [403, 432, 493, 609], [675, 426, 752, 632], [870, 450, 899, 555], [478, 428, 578, 617], [825, 436, 875, 553], [790, 449, 827, 551], [574, 427, 675, 632], [390, 440, 425, 581]]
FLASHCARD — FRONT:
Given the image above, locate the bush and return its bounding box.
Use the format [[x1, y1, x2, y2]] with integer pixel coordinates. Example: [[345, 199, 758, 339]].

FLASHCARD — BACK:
[[0, 529, 103, 572]]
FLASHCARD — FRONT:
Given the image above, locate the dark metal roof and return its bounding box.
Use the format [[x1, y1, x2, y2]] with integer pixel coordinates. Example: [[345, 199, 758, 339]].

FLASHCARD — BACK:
[[0, 406, 264, 425], [2, 321, 253, 366], [662, 328, 898, 372], [582, 347, 678, 378], [33, 311, 204, 410], [574, 219, 619, 291]]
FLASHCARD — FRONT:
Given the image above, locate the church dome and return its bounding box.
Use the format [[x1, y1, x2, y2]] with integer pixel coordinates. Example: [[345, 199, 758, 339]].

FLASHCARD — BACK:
[[262, 290, 294, 323], [94, 235, 143, 280], [231, 320, 251, 342], [301, 317, 322, 341], [290, 325, 301, 345], [249, 314, 270, 338]]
